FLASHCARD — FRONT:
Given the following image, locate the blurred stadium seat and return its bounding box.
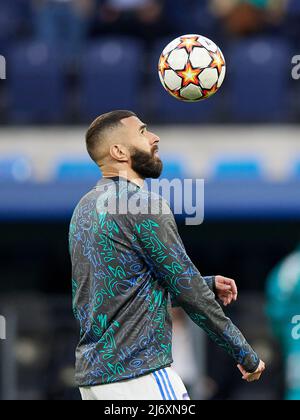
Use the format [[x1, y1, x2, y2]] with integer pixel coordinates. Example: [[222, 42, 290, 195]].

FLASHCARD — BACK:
[[80, 37, 143, 121], [286, 0, 300, 13], [32, 0, 88, 65], [160, 157, 186, 180], [0, 155, 33, 182], [284, 0, 300, 50], [212, 158, 262, 180], [0, 0, 31, 44], [228, 37, 291, 122], [294, 160, 300, 178], [164, 0, 217, 37], [8, 41, 65, 123], [54, 159, 101, 182]]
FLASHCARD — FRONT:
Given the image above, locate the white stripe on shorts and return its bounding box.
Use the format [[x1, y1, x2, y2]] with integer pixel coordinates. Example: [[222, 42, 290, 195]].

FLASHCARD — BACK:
[[80, 367, 190, 400]]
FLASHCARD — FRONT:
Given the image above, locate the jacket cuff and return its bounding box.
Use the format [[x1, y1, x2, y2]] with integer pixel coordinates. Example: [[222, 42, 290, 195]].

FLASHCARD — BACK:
[[203, 276, 216, 293], [241, 354, 260, 373]]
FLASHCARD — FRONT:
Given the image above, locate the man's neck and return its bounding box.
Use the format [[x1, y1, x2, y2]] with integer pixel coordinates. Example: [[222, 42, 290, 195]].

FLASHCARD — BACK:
[[102, 169, 145, 188]]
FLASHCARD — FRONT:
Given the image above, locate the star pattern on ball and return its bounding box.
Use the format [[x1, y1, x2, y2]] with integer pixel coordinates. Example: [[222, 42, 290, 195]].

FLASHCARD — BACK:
[[169, 89, 181, 99], [177, 62, 201, 87], [209, 50, 225, 75], [203, 83, 219, 99], [177, 36, 202, 53], [158, 54, 170, 77]]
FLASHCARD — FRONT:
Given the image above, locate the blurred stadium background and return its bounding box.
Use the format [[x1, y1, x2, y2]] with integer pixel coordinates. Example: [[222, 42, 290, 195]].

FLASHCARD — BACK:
[[1, 0, 300, 400]]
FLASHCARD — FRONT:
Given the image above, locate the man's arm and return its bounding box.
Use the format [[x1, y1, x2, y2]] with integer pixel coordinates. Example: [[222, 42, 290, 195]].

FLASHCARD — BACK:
[[172, 276, 214, 308], [133, 197, 260, 374]]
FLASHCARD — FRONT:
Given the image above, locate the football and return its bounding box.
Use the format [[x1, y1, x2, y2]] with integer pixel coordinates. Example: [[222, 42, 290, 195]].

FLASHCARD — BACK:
[[158, 34, 226, 102]]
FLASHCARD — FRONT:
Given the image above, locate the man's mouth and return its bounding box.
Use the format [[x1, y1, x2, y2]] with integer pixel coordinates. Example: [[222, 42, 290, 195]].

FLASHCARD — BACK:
[[153, 147, 159, 156]]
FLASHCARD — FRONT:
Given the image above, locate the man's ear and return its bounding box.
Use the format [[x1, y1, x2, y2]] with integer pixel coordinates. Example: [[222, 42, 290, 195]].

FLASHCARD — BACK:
[[110, 144, 129, 162]]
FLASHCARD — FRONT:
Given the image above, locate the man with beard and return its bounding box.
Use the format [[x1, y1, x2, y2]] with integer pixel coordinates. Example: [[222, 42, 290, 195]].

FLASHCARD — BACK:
[[69, 110, 265, 400]]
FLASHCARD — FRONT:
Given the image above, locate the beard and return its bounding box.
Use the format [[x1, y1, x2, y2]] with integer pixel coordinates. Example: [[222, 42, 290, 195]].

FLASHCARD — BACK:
[[130, 146, 163, 179]]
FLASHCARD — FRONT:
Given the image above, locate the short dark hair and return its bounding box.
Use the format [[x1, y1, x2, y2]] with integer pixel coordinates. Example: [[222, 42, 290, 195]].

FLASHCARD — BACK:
[[86, 110, 136, 162]]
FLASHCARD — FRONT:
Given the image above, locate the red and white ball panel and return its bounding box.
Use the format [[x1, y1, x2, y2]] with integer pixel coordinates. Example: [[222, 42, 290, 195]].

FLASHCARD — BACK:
[[199, 68, 219, 90], [181, 84, 203, 101], [198, 35, 218, 53], [217, 66, 226, 88], [164, 70, 182, 91], [190, 47, 212, 69], [168, 48, 188, 71]]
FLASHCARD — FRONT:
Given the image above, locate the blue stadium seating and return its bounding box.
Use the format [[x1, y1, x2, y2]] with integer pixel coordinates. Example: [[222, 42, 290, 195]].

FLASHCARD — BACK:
[[0, 0, 30, 43], [160, 158, 186, 181], [0, 156, 33, 182], [32, 0, 87, 65], [228, 37, 291, 122], [80, 37, 143, 121], [294, 160, 300, 178], [55, 157, 184, 184], [212, 158, 262, 180], [286, 0, 300, 13], [8, 41, 65, 123], [54, 159, 101, 182], [164, 0, 217, 37]]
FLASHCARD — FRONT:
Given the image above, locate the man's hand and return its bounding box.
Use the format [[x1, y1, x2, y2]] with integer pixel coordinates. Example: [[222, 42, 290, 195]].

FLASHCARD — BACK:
[[215, 276, 238, 306], [237, 360, 266, 382]]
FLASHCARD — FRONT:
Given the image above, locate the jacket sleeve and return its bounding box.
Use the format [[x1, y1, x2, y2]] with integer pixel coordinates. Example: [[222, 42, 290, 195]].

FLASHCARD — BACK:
[[203, 276, 216, 293], [133, 198, 259, 373], [171, 276, 215, 307]]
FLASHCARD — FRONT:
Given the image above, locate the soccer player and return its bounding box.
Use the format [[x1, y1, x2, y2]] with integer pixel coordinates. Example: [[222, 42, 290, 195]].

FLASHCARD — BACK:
[[69, 110, 265, 400]]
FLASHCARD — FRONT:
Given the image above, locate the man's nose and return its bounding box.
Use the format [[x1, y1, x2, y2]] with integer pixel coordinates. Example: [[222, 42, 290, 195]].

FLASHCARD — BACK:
[[150, 132, 160, 144]]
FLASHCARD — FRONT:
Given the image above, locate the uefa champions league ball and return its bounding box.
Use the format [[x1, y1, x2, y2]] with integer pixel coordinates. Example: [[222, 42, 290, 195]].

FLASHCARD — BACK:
[[158, 34, 226, 102]]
